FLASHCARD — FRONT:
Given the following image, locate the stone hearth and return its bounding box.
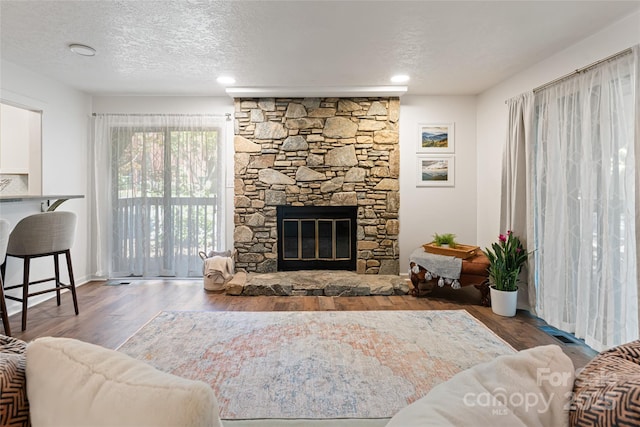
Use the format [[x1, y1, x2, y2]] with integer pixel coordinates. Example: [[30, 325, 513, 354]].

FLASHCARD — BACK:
[[234, 97, 400, 275], [225, 271, 410, 297]]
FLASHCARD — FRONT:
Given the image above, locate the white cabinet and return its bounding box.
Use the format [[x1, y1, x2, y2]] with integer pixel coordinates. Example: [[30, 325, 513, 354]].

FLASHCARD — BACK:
[[0, 103, 42, 195], [0, 103, 34, 173]]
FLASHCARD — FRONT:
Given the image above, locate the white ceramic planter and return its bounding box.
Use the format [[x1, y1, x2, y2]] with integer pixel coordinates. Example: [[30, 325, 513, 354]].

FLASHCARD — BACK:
[[490, 286, 518, 317]]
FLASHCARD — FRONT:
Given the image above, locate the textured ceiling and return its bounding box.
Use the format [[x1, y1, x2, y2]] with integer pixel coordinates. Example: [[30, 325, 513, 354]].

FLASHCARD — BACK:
[[1, 1, 639, 96]]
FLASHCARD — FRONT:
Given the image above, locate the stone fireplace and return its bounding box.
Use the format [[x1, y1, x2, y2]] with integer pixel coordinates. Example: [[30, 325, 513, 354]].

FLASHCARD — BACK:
[[233, 97, 399, 275]]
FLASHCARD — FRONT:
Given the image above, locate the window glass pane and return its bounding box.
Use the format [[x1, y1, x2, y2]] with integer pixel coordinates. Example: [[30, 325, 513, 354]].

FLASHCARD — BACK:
[[318, 220, 333, 259], [110, 119, 224, 277], [116, 131, 165, 199], [283, 220, 299, 259], [168, 130, 219, 261], [170, 130, 218, 197], [335, 220, 351, 259], [301, 220, 316, 259]]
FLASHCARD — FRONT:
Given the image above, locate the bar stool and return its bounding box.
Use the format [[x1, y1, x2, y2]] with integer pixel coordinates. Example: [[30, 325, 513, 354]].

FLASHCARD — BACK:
[[0, 211, 79, 331], [0, 219, 11, 336]]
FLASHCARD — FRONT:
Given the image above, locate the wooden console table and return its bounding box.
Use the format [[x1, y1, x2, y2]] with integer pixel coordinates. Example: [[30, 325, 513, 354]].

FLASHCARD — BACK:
[[409, 252, 491, 306]]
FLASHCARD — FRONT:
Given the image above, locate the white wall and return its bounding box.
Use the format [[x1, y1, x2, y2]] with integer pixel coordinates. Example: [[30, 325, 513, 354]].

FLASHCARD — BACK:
[[91, 96, 235, 260], [0, 59, 92, 316], [399, 96, 477, 271], [92, 96, 232, 115], [476, 10, 640, 249]]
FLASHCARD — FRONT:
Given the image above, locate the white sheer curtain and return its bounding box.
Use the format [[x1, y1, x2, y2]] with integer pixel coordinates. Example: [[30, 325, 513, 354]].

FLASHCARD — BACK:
[[500, 92, 534, 310], [532, 46, 639, 351], [92, 114, 227, 278]]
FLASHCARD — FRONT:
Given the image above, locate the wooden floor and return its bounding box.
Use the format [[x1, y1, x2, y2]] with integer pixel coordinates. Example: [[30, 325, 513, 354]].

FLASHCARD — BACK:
[[7, 279, 597, 368]]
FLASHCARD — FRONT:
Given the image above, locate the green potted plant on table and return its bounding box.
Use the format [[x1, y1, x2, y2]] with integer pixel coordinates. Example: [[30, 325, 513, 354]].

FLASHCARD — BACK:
[[433, 233, 457, 248], [483, 231, 528, 317]]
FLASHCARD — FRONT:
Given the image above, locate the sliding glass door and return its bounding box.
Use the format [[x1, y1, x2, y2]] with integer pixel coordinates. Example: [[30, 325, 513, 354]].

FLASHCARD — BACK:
[[93, 114, 226, 278]]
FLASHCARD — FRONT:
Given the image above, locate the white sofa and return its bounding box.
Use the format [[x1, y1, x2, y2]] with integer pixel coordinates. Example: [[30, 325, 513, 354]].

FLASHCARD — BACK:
[[21, 337, 576, 427]]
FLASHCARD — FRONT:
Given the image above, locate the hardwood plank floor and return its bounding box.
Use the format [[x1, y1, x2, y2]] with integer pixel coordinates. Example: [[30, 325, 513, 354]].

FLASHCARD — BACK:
[[7, 279, 598, 368]]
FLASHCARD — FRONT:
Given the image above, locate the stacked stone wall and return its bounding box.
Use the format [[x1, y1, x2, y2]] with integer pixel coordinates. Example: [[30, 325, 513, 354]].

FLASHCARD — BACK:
[[234, 97, 400, 275]]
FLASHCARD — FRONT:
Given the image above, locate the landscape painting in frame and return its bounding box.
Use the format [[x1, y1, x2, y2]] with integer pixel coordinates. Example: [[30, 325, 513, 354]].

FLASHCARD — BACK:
[[417, 123, 454, 153], [417, 155, 454, 187]]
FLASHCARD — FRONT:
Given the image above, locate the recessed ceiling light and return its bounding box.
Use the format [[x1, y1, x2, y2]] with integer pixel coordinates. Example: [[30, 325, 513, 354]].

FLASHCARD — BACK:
[[69, 43, 96, 57], [390, 74, 410, 83], [217, 76, 236, 85]]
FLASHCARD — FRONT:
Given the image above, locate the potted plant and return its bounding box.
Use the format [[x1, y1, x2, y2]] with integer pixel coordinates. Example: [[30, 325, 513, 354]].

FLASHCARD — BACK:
[[433, 233, 457, 248], [483, 231, 528, 317]]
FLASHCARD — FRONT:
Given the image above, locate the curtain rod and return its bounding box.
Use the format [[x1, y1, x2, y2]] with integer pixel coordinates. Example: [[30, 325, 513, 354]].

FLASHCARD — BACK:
[[532, 47, 633, 93], [92, 113, 231, 120]]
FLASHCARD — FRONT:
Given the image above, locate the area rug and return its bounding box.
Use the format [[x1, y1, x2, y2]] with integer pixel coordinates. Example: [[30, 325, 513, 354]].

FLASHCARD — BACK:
[[117, 310, 515, 420]]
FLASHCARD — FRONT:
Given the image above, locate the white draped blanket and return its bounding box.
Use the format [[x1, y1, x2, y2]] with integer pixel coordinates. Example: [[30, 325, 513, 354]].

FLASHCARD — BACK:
[[409, 247, 462, 280], [204, 256, 234, 281]]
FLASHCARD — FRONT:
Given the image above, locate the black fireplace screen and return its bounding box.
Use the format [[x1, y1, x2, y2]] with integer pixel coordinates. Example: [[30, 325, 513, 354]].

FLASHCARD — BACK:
[[277, 206, 357, 271]]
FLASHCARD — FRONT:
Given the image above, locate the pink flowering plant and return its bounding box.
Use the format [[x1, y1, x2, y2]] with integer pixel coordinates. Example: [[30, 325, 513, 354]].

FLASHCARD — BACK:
[[483, 231, 528, 292]]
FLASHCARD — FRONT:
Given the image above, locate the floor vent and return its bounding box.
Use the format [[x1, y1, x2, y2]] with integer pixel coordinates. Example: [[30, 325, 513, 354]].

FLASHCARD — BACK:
[[539, 325, 581, 345], [105, 280, 131, 286]]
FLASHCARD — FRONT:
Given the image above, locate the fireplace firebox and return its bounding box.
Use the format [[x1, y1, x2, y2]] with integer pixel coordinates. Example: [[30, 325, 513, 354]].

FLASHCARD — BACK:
[[276, 205, 357, 271]]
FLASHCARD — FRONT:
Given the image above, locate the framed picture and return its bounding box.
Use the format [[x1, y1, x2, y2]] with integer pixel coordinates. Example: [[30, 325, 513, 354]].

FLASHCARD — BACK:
[[416, 155, 455, 187], [417, 123, 454, 153]]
